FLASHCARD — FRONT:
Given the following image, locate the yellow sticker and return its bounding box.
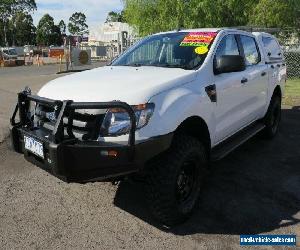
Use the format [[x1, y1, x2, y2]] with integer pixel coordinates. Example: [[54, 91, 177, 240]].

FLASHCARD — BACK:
[[195, 46, 208, 55]]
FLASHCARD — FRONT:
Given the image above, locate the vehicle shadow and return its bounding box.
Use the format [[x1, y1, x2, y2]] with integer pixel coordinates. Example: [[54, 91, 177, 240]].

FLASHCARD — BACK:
[[114, 108, 300, 235]]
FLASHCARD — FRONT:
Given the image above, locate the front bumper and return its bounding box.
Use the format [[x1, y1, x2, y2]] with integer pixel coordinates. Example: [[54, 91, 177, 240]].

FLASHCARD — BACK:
[[11, 126, 172, 183], [10, 90, 173, 183]]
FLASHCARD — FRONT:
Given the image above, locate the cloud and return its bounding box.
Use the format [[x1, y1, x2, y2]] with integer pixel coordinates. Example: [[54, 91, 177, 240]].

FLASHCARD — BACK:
[[33, 0, 124, 29]]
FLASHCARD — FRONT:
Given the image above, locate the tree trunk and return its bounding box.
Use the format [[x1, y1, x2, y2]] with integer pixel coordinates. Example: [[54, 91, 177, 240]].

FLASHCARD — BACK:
[[12, 23, 16, 46], [3, 22, 8, 47]]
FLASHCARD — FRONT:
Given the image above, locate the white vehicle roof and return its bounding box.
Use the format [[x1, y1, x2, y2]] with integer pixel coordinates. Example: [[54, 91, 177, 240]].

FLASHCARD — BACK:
[[252, 32, 277, 39], [153, 28, 258, 37]]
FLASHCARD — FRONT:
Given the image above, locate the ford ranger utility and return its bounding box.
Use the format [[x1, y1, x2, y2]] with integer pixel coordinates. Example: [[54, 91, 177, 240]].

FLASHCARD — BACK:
[[10, 28, 286, 226]]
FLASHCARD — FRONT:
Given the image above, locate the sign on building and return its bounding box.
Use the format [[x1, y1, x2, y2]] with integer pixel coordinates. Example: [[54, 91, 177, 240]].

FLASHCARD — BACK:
[[71, 48, 91, 66]]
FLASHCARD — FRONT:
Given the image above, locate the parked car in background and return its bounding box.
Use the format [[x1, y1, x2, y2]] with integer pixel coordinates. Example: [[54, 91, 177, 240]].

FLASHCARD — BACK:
[[0, 47, 18, 60]]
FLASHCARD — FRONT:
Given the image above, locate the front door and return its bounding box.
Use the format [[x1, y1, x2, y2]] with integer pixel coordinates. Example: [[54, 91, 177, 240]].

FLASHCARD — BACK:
[[214, 34, 250, 143]]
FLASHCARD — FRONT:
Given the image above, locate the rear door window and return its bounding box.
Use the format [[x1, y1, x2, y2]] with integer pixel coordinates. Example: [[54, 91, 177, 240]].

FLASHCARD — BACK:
[[262, 36, 282, 60], [240, 35, 261, 66]]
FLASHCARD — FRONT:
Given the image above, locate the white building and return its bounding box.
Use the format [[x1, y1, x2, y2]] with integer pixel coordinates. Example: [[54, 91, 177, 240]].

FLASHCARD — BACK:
[[82, 22, 137, 59], [89, 22, 136, 44]]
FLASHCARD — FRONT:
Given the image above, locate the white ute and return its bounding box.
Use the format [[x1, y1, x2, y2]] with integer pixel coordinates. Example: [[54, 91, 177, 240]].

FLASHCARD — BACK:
[[11, 28, 286, 226]]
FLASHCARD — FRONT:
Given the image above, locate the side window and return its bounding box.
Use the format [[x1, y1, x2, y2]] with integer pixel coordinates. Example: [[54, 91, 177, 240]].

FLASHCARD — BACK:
[[240, 35, 260, 65], [262, 37, 282, 59], [215, 34, 240, 62]]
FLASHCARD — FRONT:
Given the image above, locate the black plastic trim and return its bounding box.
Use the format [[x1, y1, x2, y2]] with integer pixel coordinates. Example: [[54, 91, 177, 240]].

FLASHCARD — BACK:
[[205, 84, 217, 102], [266, 60, 285, 64], [11, 125, 173, 183]]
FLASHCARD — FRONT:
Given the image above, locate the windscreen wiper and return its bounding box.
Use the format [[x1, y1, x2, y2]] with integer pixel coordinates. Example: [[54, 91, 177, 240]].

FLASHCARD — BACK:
[[125, 63, 143, 67], [157, 63, 192, 70]]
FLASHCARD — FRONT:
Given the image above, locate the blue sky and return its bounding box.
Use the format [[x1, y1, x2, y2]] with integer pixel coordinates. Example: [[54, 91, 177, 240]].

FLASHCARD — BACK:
[[33, 0, 124, 28]]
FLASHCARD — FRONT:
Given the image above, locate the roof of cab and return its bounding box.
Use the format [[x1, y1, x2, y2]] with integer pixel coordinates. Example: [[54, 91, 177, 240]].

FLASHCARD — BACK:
[[252, 31, 275, 39], [156, 27, 255, 36]]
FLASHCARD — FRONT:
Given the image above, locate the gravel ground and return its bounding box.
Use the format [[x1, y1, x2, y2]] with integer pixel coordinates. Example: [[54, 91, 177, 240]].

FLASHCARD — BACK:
[[0, 65, 299, 249]]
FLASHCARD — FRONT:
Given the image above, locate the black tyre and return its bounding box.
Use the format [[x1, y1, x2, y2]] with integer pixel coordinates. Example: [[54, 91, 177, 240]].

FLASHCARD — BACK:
[[146, 134, 208, 226], [261, 95, 281, 139]]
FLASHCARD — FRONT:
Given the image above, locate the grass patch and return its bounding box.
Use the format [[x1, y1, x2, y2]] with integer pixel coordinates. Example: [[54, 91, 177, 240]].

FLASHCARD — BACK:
[[283, 79, 300, 106]]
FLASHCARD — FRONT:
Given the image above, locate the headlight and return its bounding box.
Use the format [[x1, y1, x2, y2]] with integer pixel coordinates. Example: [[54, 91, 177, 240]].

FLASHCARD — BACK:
[[100, 103, 155, 137]]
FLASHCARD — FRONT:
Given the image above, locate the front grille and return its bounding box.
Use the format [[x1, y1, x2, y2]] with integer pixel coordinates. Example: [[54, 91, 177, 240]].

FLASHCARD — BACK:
[[34, 104, 106, 140]]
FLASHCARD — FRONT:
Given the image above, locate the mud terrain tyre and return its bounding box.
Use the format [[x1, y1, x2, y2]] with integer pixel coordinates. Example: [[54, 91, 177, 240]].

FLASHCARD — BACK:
[[261, 95, 282, 139], [146, 134, 208, 226]]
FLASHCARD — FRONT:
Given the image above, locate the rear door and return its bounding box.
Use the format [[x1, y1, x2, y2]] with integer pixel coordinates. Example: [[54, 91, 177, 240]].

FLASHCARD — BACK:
[[237, 34, 269, 121]]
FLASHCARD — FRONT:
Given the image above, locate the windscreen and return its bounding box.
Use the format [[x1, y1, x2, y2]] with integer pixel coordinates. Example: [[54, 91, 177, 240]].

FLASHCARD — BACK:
[[112, 31, 218, 70], [9, 49, 17, 55]]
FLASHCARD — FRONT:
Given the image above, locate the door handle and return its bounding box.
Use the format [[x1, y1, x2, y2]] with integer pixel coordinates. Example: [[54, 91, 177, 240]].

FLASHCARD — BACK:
[[261, 72, 267, 77], [241, 78, 248, 84], [277, 64, 281, 68], [271, 65, 275, 69]]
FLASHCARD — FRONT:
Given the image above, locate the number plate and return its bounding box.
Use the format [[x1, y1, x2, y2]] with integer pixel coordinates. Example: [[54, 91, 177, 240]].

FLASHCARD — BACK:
[[24, 136, 44, 159]]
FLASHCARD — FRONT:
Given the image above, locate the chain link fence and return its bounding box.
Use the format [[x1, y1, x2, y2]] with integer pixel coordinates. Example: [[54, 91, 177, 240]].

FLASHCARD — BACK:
[[284, 43, 300, 79], [80, 37, 142, 62], [261, 28, 300, 79]]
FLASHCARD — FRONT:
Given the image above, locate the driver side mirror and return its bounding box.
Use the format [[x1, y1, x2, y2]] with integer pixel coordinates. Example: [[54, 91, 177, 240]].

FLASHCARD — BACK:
[[214, 55, 246, 74]]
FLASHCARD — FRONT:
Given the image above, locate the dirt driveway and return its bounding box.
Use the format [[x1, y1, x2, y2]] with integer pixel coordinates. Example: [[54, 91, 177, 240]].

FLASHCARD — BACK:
[[0, 65, 299, 249]]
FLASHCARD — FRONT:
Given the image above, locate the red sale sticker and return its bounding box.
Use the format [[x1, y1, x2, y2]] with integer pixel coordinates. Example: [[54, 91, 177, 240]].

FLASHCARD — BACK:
[[180, 32, 217, 47]]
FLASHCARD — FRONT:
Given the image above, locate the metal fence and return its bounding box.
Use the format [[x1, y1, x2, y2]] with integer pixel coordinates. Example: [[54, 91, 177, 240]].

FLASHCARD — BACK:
[[80, 45, 111, 61], [282, 44, 300, 79], [80, 44, 129, 61]]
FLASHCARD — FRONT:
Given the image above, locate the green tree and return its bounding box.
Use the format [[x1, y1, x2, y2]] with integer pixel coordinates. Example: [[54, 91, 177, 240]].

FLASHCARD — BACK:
[[198, 0, 258, 27], [36, 14, 54, 45], [123, 0, 259, 36], [0, 0, 12, 46], [51, 25, 63, 45], [106, 11, 124, 22], [0, 0, 36, 45], [249, 0, 300, 28], [0, 20, 5, 46], [9, 11, 36, 45], [58, 19, 66, 34], [36, 14, 62, 46], [68, 12, 88, 35]]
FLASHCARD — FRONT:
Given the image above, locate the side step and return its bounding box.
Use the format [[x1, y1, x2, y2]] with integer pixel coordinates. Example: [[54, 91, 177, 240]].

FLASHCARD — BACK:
[[211, 122, 265, 161]]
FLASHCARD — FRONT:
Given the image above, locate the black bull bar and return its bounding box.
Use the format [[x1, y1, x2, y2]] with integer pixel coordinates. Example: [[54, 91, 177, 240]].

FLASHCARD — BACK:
[[10, 88, 141, 182]]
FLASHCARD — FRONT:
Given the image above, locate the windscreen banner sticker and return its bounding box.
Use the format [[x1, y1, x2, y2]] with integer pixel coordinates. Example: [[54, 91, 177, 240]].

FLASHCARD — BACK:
[[180, 32, 217, 47]]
